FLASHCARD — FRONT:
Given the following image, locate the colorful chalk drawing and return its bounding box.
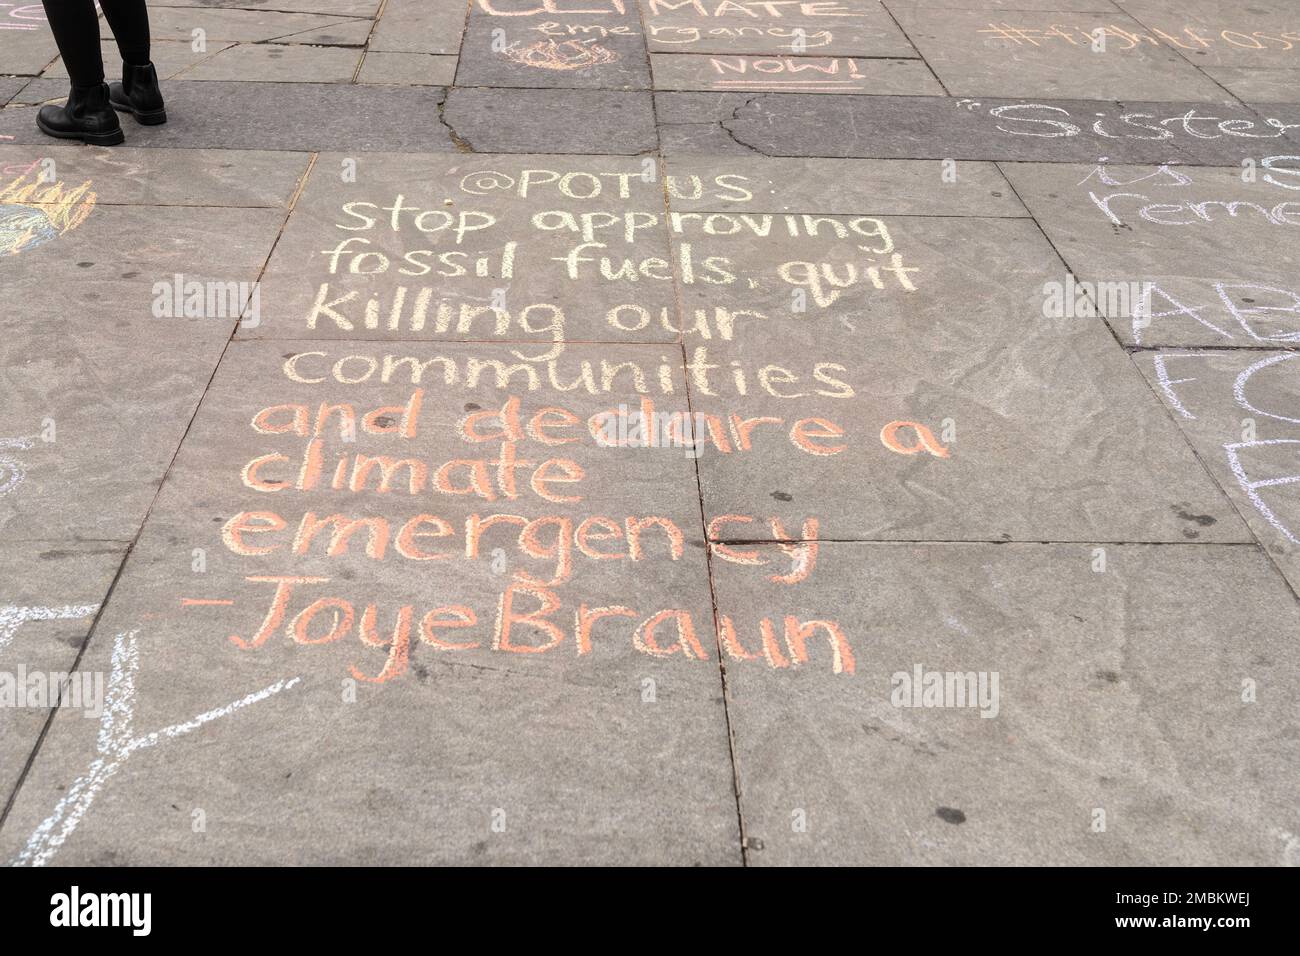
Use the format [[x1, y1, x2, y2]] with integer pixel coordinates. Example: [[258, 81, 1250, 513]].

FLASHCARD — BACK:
[[505, 37, 619, 69], [0, 163, 97, 256], [12, 630, 301, 866]]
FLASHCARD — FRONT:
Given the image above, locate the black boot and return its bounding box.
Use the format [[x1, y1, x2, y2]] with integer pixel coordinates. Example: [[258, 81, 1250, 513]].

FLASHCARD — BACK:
[[109, 62, 167, 125], [36, 83, 125, 146]]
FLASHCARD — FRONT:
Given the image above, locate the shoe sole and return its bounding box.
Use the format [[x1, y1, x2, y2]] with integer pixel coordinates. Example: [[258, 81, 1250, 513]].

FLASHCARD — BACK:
[[35, 114, 125, 146], [110, 100, 167, 125]]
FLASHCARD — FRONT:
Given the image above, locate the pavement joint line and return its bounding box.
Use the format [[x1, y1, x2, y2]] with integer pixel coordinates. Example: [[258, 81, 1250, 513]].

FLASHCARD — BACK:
[[660, 154, 749, 865], [880, 0, 952, 97], [350, 0, 390, 84]]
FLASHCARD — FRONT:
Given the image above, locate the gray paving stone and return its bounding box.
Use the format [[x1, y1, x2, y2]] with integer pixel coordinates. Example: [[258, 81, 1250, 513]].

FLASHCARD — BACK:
[[0, 9, 56, 75], [369, 0, 470, 55], [0, 76, 29, 106], [642, 0, 918, 57], [0, 76, 59, 106], [674, 212, 1246, 542], [712, 541, 1300, 865], [1000, 162, 1300, 348], [0, 83, 457, 152], [274, 19, 376, 47], [41, 39, 237, 83], [1135, 349, 1300, 593], [656, 92, 1300, 164], [357, 52, 459, 87], [1203, 66, 1300, 104], [0, 198, 284, 542], [144, 6, 358, 44], [458, 0, 650, 89], [0, 543, 123, 805], [443, 87, 657, 153], [1112, 0, 1300, 70], [650, 52, 943, 95], [0, 338, 742, 865], [244, 151, 679, 344], [0, 145, 309, 206], [890, 6, 1229, 101], [663, 156, 1025, 215], [179, 43, 363, 83]]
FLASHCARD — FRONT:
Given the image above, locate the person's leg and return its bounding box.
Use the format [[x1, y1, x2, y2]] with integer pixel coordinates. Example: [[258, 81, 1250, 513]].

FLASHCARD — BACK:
[[36, 0, 123, 144], [40, 0, 105, 88], [100, 0, 151, 66], [103, 1, 167, 125]]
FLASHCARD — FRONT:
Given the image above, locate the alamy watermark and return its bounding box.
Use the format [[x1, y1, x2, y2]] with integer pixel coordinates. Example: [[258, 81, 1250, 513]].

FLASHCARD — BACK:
[[594, 403, 708, 458], [1042, 275, 1152, 323], [152, 273, 261, 327], [0, 666, 103, 718], [891, 665, 1000, 718]]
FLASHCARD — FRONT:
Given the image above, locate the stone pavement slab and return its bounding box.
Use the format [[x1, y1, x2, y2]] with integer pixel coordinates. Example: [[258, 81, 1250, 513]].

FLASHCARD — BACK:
[[650, 52, 943, 95], [0, 337, 743, 865], [885, 7, 1230, 101], [178, 42, 364, 83], [0, 543, 122, 803], [143, 6, 361, 44], [368, 0, 469, 56], [274, 18, 376, 48], [713, 541, 1300, 865], [0, 9, 56, 75], [1000, 162, 1300, 348], [1135, 349, 1300, 594], [0, 82, 458, 152], [357, 51, 459, 87], [0, 76, 27, 106], [1, 147, 293, 542], [442, 87, 657, 152], [1203, 66, 1300, 104], [672, 208, 1245, 542]]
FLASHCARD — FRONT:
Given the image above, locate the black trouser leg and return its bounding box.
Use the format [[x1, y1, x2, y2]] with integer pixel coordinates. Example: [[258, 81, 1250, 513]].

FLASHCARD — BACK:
[[40, 0, 104, 89], [101, 0, 151, 66]]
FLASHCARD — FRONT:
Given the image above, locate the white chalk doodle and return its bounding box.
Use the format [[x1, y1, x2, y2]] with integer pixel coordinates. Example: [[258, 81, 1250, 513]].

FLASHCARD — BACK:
[[1150, 353, 1197, 420], [1234, 352, 1300, 425], [13, 630, 301, 867], [1224, 439, 1300, 546], [0, 603, 99, 651], [0, 435, 35, 497]]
